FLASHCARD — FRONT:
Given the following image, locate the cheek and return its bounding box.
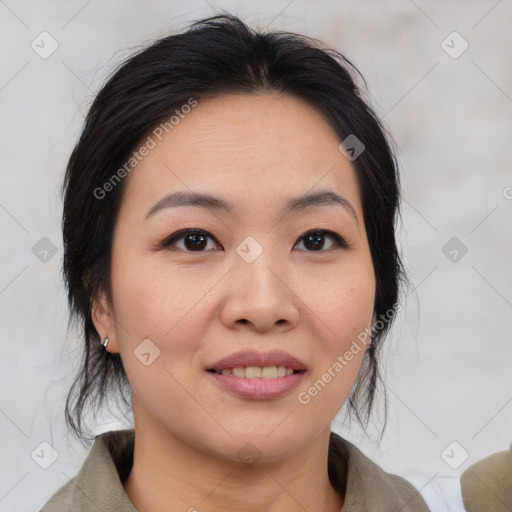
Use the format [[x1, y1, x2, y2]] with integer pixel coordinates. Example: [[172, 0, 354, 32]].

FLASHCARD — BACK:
[[305, 260, 375, 406], [110, 254, 205, 410], [300, 270, 374, 416], [110, 247, 217, 364], [314, 262, 376, 343]]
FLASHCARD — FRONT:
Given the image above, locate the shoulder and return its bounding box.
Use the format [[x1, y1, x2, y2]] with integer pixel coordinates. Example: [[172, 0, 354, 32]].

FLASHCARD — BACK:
[[39, 429, 136, 512], [329, 432, 431, 512], [460, 445, 512, 512]]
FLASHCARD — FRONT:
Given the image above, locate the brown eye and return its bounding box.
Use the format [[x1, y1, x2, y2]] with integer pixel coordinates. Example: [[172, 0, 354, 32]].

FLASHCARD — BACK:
[[161, 228, 347, 253], [295, 230, 347, 252], [161, 229, 219, 252]]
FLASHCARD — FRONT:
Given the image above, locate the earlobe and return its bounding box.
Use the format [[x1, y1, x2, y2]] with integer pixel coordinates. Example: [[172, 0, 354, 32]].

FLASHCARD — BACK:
[[91, 290, 119, 353]]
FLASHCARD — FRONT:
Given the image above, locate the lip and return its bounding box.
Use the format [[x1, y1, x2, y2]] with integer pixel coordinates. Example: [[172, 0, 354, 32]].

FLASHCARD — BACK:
[[208, 371, 306, 400], [208, 349, 308, 373], [206, 349, 308, 400]]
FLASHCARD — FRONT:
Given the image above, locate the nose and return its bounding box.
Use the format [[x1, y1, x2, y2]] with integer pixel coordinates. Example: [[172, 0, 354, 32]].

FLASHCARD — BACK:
[[219, 250, 300, 333]]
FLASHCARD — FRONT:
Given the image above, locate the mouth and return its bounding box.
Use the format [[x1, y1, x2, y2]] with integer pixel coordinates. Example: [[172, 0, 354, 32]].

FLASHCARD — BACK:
[[207, 367, 305, 378], [206, 350, 308, 399], [207, 349, 308, 374]]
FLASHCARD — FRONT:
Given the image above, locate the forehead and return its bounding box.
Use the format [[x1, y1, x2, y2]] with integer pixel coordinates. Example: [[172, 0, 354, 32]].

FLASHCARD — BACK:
[[118, 92, 362, 221]]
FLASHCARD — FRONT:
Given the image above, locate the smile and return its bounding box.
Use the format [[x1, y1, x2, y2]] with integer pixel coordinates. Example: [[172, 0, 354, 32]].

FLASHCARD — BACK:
[[208, 366, 302, 378]]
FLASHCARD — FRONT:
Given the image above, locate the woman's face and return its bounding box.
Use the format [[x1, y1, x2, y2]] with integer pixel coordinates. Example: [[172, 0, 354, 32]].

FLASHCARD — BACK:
[[93, 92, 375, 461]]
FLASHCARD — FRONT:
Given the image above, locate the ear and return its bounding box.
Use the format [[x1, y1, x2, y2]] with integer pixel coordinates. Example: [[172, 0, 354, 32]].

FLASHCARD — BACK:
[[91, 289, 120, 353]]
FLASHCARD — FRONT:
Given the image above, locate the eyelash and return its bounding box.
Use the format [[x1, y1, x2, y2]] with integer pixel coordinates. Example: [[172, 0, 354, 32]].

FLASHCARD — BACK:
[[160, 228, 348, 253]]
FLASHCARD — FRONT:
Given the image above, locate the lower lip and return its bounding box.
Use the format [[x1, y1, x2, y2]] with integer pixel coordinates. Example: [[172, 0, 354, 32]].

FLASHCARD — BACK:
[[208, 371, 306, 399]]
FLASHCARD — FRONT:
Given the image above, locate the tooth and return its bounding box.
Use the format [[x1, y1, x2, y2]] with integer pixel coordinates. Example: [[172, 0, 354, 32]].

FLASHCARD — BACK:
[[233, 367, 246, 378], [262, 366, 278, 379], [221, 366, 296, 378], [246, 366, 262, 378]]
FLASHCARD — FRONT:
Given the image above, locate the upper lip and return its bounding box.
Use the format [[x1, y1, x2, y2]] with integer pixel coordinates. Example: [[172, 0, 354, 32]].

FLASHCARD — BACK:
[[208, 350, 308, 372]]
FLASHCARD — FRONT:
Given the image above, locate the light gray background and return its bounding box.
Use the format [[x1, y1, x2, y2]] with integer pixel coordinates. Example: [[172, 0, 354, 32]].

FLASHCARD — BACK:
[[1, 1, 511, 511]]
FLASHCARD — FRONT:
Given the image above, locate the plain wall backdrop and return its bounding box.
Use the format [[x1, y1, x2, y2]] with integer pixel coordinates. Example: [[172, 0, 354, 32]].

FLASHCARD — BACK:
[[1, 1, 511, 511]]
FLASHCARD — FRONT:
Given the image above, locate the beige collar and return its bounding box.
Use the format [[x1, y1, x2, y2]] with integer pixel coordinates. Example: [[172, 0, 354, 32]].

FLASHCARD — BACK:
[[41, 428, 430, 511]]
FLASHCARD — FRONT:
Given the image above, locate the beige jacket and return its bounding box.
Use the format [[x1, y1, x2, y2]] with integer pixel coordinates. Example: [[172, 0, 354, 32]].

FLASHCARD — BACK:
[[460, 445, 512, 512], [40, 429, 430, 511]]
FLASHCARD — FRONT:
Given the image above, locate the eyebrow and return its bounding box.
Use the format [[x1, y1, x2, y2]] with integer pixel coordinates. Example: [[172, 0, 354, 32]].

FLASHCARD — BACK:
[[144, 189, 359, 224]]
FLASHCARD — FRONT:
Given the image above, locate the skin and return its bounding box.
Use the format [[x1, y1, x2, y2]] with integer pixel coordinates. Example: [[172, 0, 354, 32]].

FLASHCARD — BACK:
[[92, 92, 376, 512]]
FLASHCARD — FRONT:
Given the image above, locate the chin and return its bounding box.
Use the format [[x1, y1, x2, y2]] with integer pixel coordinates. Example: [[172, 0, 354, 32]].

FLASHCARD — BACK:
[[204, 429, 309, 464]]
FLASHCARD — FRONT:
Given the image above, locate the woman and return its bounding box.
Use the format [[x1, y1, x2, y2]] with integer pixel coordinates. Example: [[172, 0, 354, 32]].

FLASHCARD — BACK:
[[41, 13, 430, 512]]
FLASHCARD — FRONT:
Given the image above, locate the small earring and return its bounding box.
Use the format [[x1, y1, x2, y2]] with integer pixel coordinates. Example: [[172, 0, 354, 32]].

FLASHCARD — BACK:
[[102, 337, 110, 349]]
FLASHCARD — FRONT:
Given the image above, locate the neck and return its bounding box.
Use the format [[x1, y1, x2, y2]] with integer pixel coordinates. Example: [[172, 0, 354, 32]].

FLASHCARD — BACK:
[[123, 422, 344, 512]]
